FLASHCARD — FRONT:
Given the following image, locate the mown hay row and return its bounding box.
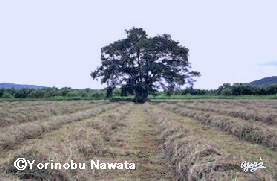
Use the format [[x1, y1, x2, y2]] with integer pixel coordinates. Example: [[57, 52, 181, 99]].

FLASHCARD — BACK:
[[176, 102, 277, 125], [177, 99, 277, 111], [177, 100, 277, 114], [1, 104, 133, 181], [144, 106, 262, 180], [89, 104, 132, 143], [0, 103, 119, 151], [2, 150, 68, 181], [161, 103, 277, 150], [0, 101, 104, 127]]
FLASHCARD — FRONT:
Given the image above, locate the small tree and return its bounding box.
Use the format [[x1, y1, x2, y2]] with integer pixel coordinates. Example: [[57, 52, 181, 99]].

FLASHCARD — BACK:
[[221, 89, 232, 96], [67, 91, 78, 97], [2, 92, 14, 98], [0, 88, 5, 97], [91, 28, 200, 103]]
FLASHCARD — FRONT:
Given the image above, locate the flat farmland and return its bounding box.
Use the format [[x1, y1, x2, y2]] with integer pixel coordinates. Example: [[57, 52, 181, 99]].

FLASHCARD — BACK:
[[0, 100, 276, 180]]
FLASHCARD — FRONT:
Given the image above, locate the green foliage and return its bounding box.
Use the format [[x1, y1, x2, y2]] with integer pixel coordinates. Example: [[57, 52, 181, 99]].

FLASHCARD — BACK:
[[67, 91, 78, 97], [14, 88, 32, 98], [120, 85, 134, 96], [91, 91, 105, 99], [28, 89, 46, 98], [113, 89, 121, 96], [91, 27, 200, 103], [221, 89, 232, 96], [178, 87, 208, 95], [0, 88, 5, 97], [2, 92, 14, 98], [0, 87, 107, 100], [150, 94, 277, 100], [60, 87, 71, 96], [223, 85, 277, 96], [1, 82, 277, 101], [161, 84, 277, 97]]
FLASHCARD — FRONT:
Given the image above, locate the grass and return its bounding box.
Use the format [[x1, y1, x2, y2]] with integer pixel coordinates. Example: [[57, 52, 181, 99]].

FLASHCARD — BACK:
[[150, 94, 277, 99], [1, 94, 277, 102], [101, 94, 277, 101]]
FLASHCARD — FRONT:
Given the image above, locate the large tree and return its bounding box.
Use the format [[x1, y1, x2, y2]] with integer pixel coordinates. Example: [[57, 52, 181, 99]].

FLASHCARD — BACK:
[[91, 28, 200, 103]]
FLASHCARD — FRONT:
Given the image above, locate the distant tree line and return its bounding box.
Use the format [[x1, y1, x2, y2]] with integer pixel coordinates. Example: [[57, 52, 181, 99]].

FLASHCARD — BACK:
[[169, 84, 277, 96], [216, 84, 277, 96], [1, 84, 277, 99], [0, 87, 110, 99]]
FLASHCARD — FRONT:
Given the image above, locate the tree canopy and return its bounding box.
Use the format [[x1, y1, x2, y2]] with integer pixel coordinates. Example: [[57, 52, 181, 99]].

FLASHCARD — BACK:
[[91, 27, 200, 103]]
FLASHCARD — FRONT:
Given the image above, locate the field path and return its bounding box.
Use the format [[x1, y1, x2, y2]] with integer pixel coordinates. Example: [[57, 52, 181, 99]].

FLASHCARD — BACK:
[[93, 104, 174, 180]]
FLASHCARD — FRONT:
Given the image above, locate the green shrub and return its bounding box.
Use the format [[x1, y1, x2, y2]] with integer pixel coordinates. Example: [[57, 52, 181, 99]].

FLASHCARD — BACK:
[[113, 89, 121, 96], [91, 92, 105, 99], [79, 92, 89, 98], [221, 89, 232, 96], [14, 88, 32, 98], [67, 91, 79, 97], [2, 92, 14, 98]]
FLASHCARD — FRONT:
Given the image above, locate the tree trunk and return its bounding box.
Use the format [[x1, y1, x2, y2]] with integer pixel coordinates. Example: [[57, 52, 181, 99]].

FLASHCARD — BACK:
[[106, 87, 113, 98], [133, 84, 148, 103]]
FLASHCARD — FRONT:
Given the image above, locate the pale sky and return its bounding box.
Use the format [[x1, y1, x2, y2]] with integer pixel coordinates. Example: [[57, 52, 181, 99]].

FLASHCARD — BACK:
[[0, 0, 276, 89]]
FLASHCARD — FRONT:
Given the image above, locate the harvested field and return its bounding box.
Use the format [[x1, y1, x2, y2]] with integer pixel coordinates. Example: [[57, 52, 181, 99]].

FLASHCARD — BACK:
[[145, 104, 277, 180], [0, 100, 276, 180], [160, 102, 277, 150], [0, 102, 117, 151], [0, 101, 108, 127], [176, 100, 277, 125]]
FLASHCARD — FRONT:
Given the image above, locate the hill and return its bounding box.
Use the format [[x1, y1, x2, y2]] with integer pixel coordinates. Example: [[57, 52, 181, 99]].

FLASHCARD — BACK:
[[250, 76, 277, 86], [0, 83, 47, 89]]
